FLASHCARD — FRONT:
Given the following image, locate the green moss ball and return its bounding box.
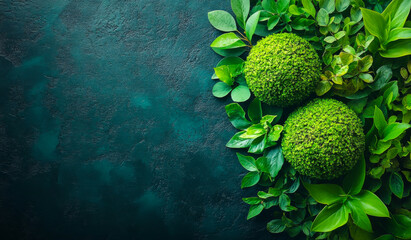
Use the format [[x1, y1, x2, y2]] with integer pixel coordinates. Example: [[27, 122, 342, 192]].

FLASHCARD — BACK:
[[244, 33, 321, 107], [281, 98, 365, 180]]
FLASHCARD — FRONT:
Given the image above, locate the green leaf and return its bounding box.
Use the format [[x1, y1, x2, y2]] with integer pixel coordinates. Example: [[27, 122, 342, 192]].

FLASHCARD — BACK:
[[288, 178, 300, 194], [336, 0, 350, 12], [387, 28, 411, 43], [343, 155, 365, 195], [231, 85, 251, 102], [257, 191, 274, 199], [241, 171, 260, 188], [212, 57, 244, 79], [245, 11, 260, 41], [374, 106, 387, 136], [370, 140, 392, 154], [256, 156, 271, 173], [324, 36, 337, 43], [335, 31, 346, 39], [240, 124, 266, 139], [319, 0, 336, 14], [347, 97, 367, 114], [226, 131, 254, 148], [248, 135, 266, 154], [389, 172, 404, 198], [277, 0, 290, 13], [248, 98, 262, 123], [231, 0, 250, 27], [279, 194, 296, 211], [346, 199, 373, 232], [267, 125, 282, 143], [214, 66, 234, 86], [263, 146, 284, 178], [247, 204, 264, 219], [237, 153, 257, 171], [385, 214, 411, 239], [208, 10, 237, 32], [303, 182, 346, 205], [212, 82, 232, 98], [311, 203, 349, 232], [302, 0, 316, 18], [354, 190, 389, 217], [381, 0, 411, 30], [288, 5, 305, 15], [359, 55, 373, 72], [225, 103, 252, 130], [267, 15, 280, 30], [360, 8, 387, 43], [316, 80, 332, 96], [317, 8, 330, 26], [359, 73, 373, 83], [267, 219, 286, 233], [212, 46, 246, 57], [382, 122, 411, 141], [210, 32, 247, 49], [370, 65, 392, 91], [380, 39, 411, 58], [243, 197, 261, 205]]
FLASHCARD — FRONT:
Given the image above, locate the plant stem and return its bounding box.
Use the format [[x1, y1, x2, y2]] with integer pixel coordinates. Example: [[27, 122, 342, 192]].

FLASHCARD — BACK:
[[236, 30, 253, 48]]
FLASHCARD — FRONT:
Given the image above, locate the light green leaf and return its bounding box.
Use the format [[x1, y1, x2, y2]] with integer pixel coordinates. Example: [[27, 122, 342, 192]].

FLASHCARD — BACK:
[[303, 182, 346, 205], [359, 55, 373, 72], [359, 73, 373, 83], [267, 219, 286, 233], [212, 46, 246, 57], [317, 8, 330, 26], [248, 98, 262, 123], [343, 155, 365, 195], [336, 0, 350, 12], [225, 103, 252, 130], [382, 122, 411, 141], [214, 65, 234, 86], [241, 171, 260, 188], [231, 85, 251, 102], [267, 125, 283, 143], [361, 8, 387, 43], [245, 11, 261, 41], [354, 190, 390, 217], [212, 82, 232, 98], [381, 0, 411, 30], [289, 5, 305, 15], [267, 15, 280, 30], [316, 80, 332, 96], [256, 156, 271, 173], [211, 32, 247, 49], [335, 30, 346, 39], [240, 124, 266, 139], [380, 39, 411, 58], [237, 153, 257, 171], [247, 204, 264, 219], [374, 106, 387, 136], [389, 172, 404, 198], [302, 0, 316, 18], [346, 199, 373, 232], [263, 146, 284, 178], [226, 131, 254, 148], [387, 28, 411, 43], [311, 203, 349, 232], [277, 0, 290, 13], [248, 135, 266, 154], [324, 36, 337, 43], [231, 0, 250, 27], [319, 0, 336, 14], [212, 57, 244, 79], [208, 10, 237, 32], [370, 140, 391, 154]]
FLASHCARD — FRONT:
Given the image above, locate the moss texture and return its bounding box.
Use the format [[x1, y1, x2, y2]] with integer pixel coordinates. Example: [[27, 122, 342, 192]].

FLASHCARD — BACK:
[[244, 33, 321, 107], [281, 98, 365, 179]]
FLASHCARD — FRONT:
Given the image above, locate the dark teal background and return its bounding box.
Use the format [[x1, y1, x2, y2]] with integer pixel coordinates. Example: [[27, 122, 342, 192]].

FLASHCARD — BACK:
[[0, 1, 277, 239]]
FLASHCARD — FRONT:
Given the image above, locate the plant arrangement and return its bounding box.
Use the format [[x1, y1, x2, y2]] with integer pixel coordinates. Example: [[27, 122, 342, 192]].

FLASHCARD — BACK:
[[208, 0, 411, 239]]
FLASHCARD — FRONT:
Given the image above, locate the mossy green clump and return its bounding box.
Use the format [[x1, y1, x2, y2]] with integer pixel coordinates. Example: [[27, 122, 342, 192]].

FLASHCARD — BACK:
[[244, 33, 321, 107], [281, 98, 365, 180]]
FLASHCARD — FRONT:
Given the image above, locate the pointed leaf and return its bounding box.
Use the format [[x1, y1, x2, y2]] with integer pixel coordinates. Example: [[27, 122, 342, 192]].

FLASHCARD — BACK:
[[354, 190, 389, 217], [302, 0, 316, 18], [237, 153, 257, 171], [225, 103, 252, 129], [311, 203, 349, 232], [382, 0, 411, 30], [389, 172, 404, 198], [241, 171, 260, 188], [303, 182, 346, 205], [208, 10, 237, 32], [248, 98, 262, 123], [343, 155, 365, 195], [361, 8, 387, 43], [245, 11, 261, 41], [346, 199, 373, 232], [247, 204, 264, 219]]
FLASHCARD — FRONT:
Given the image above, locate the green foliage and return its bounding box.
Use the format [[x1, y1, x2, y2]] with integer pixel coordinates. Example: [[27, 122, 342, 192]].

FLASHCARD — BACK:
[[282, 98, 365, 179], [244, 33, 321, 106]]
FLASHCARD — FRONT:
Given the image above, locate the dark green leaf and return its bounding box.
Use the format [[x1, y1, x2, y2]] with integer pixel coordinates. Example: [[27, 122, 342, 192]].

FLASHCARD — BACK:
[[212, 46, 246, 57], [389, 172, 404, 198], [262, 0, 277, 13], [311, 203, 349, 232], [208, 10, 237, 32], [317, 8, 330, 26], [354, 190, 389, 217], [370, 65, 392, 91], [303, 182, 346, 205], [316, 80, 332, 96], [256, 156, 271, 173], [279, 194, 296, 211], [231, 85, 251, 102], [241, 171, 260, 188], [212, 82, 232, 98], [243, 197, 261, 205], [347, 97, 367, 114], [263, 146, 284, 178], [343, 155, 365, 195], [267, 219, 286, 233], [248, 98, 262, 123], [247, 204, 264, 219], [288, 178, 300, 193], [374, 106, 387, 136], [346, 199, 373, 232], [267, 15, 280, 30], [225, 103, 252, 129], [226, 131, 254, 148], [237, 153, 257, 171]]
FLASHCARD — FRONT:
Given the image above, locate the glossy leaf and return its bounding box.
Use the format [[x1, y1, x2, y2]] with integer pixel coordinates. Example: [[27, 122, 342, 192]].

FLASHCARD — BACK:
[[237, 153, 257, 171], [247, 98, 262, 123], [380, 39, 411, 58], [214, 65, 234, 86], [245, 11, 261, 41], [303, 182, 345, 205], [212, 82, 232, 98], [389, 172, 404, 198], [212, 57, 244, 79], [208, 10, 237, 32], [387, 28, 411, 43], [382, 122, 411, 141], [374, 106, 387, 136], [336, 0, 350, 12], [354, 190, 390, 217], [212, 46, 246, 57], [381, 0, 411, 30], [346, 199, 373, 232], [302, 0, 316, 18], [370, 65, 392, 91], [277, 0, 290, 13], [343, 155, 365, 195], [248, 135, 266, 154], [240, 124, 266, 139], [226, 131, 254, 148], [225, 103, 252, 130], [267, 219, 286, 233], [231, 0, 250, 26], [210, 33, 247, 49], [361, 8, 387, 43], [247, 204, 264, 219], [267, 15, 280, 30], [311, 203, 349, 232], [317, 8, 329, 26], [263, 146, 284, 178], [231, 85, 251, 102], [241, 171, 260, 188]]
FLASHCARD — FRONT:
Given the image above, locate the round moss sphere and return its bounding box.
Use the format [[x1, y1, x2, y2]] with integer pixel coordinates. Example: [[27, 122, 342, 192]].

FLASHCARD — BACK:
[[281, 98, 365, 180], [244, 33, 321, 107]]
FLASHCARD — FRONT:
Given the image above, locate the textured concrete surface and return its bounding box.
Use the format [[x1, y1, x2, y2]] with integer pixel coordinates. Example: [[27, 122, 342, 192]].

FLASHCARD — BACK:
[[0, 1, 278, 239]]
